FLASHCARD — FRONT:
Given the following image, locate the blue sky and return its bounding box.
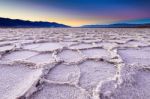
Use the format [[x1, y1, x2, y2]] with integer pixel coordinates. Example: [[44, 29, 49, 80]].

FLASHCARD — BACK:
[[0, 0, 150, 26]]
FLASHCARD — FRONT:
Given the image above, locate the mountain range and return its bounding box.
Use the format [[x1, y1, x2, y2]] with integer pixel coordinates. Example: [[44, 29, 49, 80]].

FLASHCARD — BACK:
[[82, 18, 150, 28], [0, 17, 70, 28], [0, 17, 150, 28], [81, 23, 150, 28]]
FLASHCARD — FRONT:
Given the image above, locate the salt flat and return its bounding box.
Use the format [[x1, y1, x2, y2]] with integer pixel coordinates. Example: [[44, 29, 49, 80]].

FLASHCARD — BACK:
[[0, 28, 150, 99]]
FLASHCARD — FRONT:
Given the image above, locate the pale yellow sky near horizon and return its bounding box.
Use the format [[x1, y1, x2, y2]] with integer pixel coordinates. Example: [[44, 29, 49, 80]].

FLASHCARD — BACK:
[[0, 5, 116, 26]]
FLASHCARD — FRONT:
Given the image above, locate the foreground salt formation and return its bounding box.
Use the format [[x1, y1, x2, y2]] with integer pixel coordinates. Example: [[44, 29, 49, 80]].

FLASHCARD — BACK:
[[0, 28, 150, 99]]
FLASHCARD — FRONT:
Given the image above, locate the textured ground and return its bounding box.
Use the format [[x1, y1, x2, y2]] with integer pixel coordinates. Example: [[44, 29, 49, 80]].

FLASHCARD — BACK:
[[0, 28, 150, 99]]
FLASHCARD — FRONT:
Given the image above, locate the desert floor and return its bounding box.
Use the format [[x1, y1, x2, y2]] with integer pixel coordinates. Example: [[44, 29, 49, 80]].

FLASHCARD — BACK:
[[0, 28, 150, 99]]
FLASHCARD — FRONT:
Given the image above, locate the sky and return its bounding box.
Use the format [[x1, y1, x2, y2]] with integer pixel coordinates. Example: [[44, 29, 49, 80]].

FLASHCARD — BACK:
[[0, 0, 150, 26]]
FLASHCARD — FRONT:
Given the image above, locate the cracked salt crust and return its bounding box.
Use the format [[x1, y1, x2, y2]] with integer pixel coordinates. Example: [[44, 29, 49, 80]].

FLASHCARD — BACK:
[[26, 53, 55, 64], [0, 45, 14, 52], [23, 42, 63, 52], [46, 64, 80, 84], [0, 28, 150, 99], [2, 51, 39, 62], [118, 47, 150, 65], [29, 83, 90, 99], [78, 60, 116, 94], [0, 64, 43, 99], [81, 48, 110, 59]]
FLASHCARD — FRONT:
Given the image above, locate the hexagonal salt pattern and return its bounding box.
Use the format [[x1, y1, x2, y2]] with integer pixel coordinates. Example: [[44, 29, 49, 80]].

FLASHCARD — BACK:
[[0, 28, 150, 99], [78, 60, 116, 93], [99, 65, 150, 99], [46, 64, 80, 84]]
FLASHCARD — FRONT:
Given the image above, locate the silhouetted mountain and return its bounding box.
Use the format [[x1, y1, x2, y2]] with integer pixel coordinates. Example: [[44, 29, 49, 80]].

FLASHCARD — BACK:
[[0, 17, 70, 28], [81, 23, 150, 28]]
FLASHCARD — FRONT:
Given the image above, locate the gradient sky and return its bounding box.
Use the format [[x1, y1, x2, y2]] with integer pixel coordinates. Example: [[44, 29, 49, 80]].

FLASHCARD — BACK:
[[0, 0, 150, 26]]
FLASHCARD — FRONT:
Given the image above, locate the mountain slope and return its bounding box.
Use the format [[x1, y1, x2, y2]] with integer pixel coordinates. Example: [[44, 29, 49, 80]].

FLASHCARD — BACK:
[[0, 17, 70, 28]]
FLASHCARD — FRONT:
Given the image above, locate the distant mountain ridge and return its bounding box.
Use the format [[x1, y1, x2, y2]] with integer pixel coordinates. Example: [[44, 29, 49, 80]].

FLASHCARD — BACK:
[[1, 17, 150, 28], [82, 23, 150, 28], [0, 17, 70, 28]]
